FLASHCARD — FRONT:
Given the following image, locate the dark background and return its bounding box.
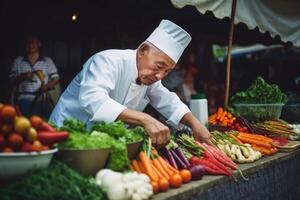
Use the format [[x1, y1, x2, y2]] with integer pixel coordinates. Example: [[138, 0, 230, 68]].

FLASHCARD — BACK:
[[0, 0, 299, 105]]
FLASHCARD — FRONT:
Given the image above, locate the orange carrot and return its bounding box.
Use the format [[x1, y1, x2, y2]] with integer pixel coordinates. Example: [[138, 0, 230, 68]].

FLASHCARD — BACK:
[[132, 160, 142, 173], [208, 113, 218, 121], [270, 147, 278, 154], [139, 152, 159, 182], [152, 159, 170, 180], [152, 163, 165, 179], [252, 146, 272, 156], [237, 135, 272, 149], [138, 160, 146, 173], [165, 160, 179, 174], [158, 156, 173, 176], [216, 107, 224, 120], [228, 134, 242, 144], [129, 164, 134, 171], [226, 112, 233, 119], [239, 132, 273, 143], [219, 111, 227, 122]]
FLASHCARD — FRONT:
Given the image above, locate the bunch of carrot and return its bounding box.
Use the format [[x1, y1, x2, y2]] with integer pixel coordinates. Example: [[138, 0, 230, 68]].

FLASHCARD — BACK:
[[129, 140, 192, 193], [208, 107, 236, 127], [195, 142, 237, 176], [234, 132, 277, 156], [176, 134, 237, 176]]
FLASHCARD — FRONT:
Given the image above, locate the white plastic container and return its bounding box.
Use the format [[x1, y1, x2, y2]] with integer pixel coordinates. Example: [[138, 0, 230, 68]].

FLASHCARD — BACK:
[[189, 93, 208, 127]]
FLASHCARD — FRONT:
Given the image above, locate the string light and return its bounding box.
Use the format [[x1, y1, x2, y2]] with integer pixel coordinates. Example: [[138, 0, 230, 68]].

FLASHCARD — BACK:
[[72, 13, 77, 21]]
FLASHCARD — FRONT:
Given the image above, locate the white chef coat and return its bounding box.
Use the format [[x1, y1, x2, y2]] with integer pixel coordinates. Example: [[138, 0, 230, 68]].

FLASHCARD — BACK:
[[49, 49, 190, 127]]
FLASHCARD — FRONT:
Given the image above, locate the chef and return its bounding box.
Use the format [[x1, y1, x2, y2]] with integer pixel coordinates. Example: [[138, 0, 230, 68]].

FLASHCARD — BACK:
[[50, 19, 211, 146]]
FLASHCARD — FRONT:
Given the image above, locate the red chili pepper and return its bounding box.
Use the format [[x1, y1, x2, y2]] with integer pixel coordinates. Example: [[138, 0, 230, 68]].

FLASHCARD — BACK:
[[38, 131, 69, 145], [38, 122, 56, 132]]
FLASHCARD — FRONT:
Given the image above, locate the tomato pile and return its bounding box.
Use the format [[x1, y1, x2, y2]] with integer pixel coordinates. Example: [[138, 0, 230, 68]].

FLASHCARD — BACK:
[[0, 103, 69, 153]]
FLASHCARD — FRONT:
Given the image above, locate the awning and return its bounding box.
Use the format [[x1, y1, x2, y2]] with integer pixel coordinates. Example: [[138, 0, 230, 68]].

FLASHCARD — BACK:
[[171, 0, 300, 47]]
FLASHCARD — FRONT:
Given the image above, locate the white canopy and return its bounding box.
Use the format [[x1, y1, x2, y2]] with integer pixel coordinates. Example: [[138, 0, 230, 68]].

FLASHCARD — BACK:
[[171, 0, 300, 47]]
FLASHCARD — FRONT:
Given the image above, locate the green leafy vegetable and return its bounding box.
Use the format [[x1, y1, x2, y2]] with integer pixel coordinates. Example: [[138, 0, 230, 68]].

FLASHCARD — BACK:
[[60, 119, 88, 134], [57, 131, 112, 149], [107, 141, 130, 171], [91, 121, 144, 143], [231, 76, 288, 104], [57, 120, 144, 171], [0, 162, 107, 200], [231, 77, 288, 121]]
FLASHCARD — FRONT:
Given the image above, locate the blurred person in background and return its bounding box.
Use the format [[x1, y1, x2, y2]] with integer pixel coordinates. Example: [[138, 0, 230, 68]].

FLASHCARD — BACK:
[[9, 34, 60, 119]]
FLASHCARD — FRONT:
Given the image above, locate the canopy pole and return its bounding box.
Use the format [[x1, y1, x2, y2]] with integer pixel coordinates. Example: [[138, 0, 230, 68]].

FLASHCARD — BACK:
[[224, 0, 237, 109]]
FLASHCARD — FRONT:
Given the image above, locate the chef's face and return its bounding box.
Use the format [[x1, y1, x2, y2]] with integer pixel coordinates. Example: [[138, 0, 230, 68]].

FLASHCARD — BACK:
[[137, 43, 176, 85]]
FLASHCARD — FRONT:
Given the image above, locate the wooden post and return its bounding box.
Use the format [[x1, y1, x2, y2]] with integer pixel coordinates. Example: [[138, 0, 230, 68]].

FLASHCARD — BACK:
[[224, 0, 237, 109]]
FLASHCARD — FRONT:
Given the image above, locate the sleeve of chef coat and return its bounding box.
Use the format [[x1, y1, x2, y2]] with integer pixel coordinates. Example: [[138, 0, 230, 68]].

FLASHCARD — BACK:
[[78, 53, 127, 123], [147, 81, 191, 127]]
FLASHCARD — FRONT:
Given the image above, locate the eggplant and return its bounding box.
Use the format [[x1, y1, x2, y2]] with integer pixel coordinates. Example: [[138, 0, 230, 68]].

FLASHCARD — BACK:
[[162, 147, 178, 169], [170, 148, 187, 169], [188, 164, 205, 180], [173, 147, 190, 167]]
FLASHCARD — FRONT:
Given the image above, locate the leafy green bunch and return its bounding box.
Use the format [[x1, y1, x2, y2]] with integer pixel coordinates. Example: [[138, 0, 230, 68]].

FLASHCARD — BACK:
[[231, 76, 288, 104], [57, 119, 144, 171]]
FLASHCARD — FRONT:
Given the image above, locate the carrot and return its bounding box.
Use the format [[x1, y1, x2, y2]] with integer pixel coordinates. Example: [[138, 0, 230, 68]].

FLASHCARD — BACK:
[[226, 112, 232, 119], [132, 160, 142, 173], [151, 181, 159, 194], [228, 134, 243, 144], [158, 156, 173, 176], [209, 119, 217, 125], [202, 151, 233, 176], [208, 113, 218, 121], [237, 135, 272, 149], [129, 164, 134, 171], [202, 143, 237, 170], [219, 111, 227, 123], [138, 160, 146, 173], [238, 132, 273, 143], [252, 146, 272, 156], [270, 147, 278, 154], [216, 107, 224, 120], [152, 159, 170, 179], [139, 152, 159, 181], [152, 163, 165, 179], [220, 119, 229, 126], [165, 161, 179, 174]]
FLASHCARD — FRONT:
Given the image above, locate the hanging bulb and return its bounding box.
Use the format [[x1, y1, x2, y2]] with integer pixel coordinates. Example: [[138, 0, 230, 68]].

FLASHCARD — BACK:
[[72, 13, 77, 21]]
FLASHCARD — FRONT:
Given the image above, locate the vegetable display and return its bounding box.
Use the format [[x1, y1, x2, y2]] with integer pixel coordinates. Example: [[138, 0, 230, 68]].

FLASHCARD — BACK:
[[0, 162, 106, 200], [231, 76, 288, 104], [211, 131, 262, 163], [231, 77, 288, 121]]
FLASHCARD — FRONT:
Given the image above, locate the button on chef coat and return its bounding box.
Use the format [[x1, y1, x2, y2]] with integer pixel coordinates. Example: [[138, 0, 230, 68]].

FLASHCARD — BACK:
[[49, 49, 190, 128]]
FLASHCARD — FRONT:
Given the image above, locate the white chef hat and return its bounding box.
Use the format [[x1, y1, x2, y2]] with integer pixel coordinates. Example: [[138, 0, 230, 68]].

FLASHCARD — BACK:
[[146, 19, 192, 63]]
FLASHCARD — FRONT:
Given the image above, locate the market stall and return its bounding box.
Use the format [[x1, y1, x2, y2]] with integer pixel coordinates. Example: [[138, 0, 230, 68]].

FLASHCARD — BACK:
[[1, 75, 300, 200]]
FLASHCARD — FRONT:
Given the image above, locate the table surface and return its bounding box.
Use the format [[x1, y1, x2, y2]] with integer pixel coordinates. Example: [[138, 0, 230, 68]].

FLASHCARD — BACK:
[[151, 148, 300, 200]]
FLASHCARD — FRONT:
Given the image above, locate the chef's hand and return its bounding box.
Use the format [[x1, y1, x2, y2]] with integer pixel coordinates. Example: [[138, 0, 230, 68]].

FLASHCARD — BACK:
[[191, 121, 212, 145], [181, 112, 212, 145], [117, 109, 170, 147], [143, 116, 170, 147]]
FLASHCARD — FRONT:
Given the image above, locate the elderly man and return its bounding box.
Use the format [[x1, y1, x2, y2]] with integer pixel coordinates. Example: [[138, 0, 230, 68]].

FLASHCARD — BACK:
[[50, 19, 210, 146]]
